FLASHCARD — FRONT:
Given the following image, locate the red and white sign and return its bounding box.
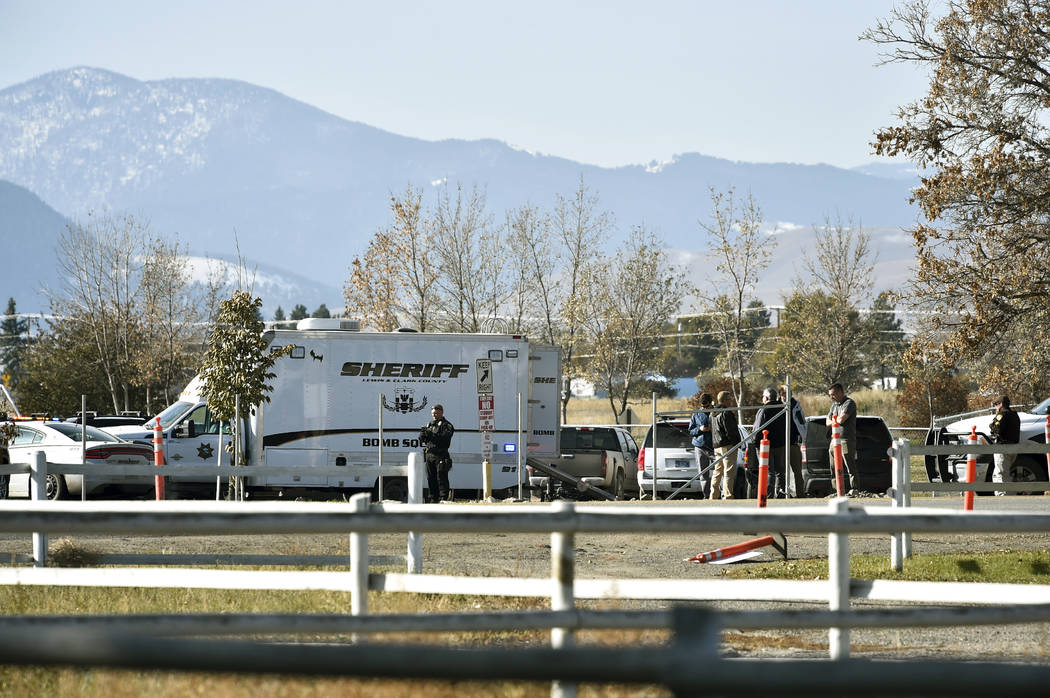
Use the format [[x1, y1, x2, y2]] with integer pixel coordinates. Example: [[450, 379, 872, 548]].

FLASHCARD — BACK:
[[479, 394, 495, 460]]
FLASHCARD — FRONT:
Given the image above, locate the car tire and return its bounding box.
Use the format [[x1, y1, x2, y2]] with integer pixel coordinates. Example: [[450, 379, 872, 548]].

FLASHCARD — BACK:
[[1010, 457, 1047, 496], [46, 473, 67, 501], [377, 477, 408, 502], [612, 469, 625, 500]]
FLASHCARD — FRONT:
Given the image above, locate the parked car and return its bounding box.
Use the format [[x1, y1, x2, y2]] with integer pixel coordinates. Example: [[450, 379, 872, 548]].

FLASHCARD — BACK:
[[529, 425, 639, 500], [65, 413, 148, 429], [925, 396, 1050, 493], [4, 418, 155, 500], [800, 415, 893, 496], [636, 419, 706, 498]]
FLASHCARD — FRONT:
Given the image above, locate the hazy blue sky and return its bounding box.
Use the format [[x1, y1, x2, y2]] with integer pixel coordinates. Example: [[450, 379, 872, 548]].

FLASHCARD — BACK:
[[0, 0, 928, 169]]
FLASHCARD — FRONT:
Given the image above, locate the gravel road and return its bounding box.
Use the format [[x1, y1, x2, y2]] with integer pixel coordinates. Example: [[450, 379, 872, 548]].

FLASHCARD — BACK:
[[3, 494, 1049, 661]]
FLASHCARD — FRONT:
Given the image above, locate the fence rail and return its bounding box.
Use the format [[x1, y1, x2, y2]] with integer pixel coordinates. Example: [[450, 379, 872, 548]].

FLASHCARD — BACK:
[[3, 447, 1050, 694]]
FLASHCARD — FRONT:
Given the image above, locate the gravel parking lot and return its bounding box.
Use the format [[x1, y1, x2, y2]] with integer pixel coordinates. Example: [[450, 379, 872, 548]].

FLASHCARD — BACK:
[[1, 495, 1048, 661]]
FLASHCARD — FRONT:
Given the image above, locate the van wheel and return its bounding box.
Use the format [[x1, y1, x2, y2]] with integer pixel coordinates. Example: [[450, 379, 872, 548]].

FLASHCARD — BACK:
[[612, 470, 625, 500], [377, 477, 408, 502], [1010, 457, 1047, 495]]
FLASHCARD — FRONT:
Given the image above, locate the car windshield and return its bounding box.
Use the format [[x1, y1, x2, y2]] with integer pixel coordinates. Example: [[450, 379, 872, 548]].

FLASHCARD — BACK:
[[154, 401, 195, 429], [561, 428, 620, 451], [1030, 396, 1050, 415], [46, 422, 121, 443], [644, 422, 692, 449]]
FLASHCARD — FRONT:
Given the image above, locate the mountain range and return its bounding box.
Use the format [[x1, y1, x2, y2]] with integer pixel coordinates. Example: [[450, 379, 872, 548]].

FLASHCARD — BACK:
[[0, 66, 922, 315]]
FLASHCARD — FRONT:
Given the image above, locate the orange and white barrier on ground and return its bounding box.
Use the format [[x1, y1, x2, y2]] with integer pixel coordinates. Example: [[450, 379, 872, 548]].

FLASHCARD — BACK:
[[757, 429, 769, 508], [964, 425, 977, 511], [153, 417, 166, 501], [685, 532, 788, 564], [831, 415, 845, 496]]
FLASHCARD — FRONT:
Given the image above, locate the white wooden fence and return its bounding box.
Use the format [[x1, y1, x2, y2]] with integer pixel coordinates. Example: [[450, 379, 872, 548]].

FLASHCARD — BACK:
[[2, 447, 1050, 694]]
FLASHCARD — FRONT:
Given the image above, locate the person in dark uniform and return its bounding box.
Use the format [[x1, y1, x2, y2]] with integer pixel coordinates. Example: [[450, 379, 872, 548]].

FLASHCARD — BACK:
[[989, 395, 1021, 496], [420, 404, 455, 503]]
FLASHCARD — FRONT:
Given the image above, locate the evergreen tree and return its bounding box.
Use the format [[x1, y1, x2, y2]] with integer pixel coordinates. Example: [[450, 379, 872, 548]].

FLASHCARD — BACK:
[[289, 304, 309, 321], [311, 303, 331, 319], [0, 298, 29, 388], [273, 306, 286, 322]]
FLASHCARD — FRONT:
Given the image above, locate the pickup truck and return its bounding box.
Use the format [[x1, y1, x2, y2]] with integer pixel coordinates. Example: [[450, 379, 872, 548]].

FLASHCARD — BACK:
[[528, 425, 640, 500]]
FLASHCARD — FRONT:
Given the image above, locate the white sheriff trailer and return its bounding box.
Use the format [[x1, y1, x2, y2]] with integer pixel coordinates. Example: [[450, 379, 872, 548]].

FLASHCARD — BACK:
[[107, 319, 561, 499]]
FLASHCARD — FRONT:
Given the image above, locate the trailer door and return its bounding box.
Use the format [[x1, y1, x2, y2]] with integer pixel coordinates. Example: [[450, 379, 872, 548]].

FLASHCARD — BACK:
[[528, 345, 560, 457]]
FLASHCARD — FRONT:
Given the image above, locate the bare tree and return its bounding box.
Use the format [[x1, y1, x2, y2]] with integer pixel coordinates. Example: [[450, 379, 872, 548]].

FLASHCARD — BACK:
[[769, 216, 878, 390], [136, 236, 202, 410], [553, 177, 611, 420], [697, 188, 774, 410], [573, 227, 692, 423], [504, 203, 557, 336], [55, 213, 146, 413], [432, 184, 506, 332], [344, 228, 406, 331]]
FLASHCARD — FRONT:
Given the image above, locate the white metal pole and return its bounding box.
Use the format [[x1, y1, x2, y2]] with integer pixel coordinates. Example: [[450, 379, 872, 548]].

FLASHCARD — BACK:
[[901, 439, 913, 558], [550, 500, 576, 698], [30, 450, 47, 567], [215, 420, 223, 501], [378, 394, 384, 501], [517, 390, 523, 502], [234, 395, 241, 501], [828, 496, 850, 659], [407, 452, 423, 574], [651, 392, 658, 502], [784, 376, 793, 498], [81, 394, 87, 502]]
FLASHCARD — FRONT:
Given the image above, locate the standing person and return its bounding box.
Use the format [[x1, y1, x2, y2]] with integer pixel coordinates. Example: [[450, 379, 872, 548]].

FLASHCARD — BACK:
[[989, 395, 1021, 496], [826, 383, 858, 494], [779, 385, 808, 498], [419, 404, 455, 503], [688, 393, 714, 498], [711, 391, 739, 499], [752, 387, 787, 498]]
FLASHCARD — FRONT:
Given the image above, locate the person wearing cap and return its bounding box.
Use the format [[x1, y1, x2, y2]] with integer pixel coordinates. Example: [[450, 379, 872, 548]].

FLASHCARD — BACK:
[[419, 404, 455, 503], [989, 395, 1020, 496], [751, 387, 788, 498]]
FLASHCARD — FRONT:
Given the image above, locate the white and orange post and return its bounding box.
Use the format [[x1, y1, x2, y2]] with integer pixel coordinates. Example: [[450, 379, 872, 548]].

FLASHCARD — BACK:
[[964, 425, 977, 511], [757, 429, 770, 508], [831, 415, 845, 496], [153, 417, 166, 501]]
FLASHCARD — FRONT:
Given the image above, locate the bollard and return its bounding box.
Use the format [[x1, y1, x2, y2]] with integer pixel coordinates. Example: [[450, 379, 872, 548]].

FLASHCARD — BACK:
[[407, 452, 423, 574], [964, 426, 977, 511], [831, 416, 845, 496], [482, 459, 492, 500], [757, 429, 769, 508], [29, 450, 47, 567], [152, 417, 166, 501]]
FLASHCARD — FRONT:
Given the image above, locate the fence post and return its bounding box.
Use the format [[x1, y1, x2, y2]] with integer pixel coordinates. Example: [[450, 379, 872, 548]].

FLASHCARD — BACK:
[[551, 500, 576, 698], [407, 452, 423, 574], [30, 450, 47, 568], [349, 492, 370, 632], [901, 438, 913, 558], [828, 496, 850, 660], [890, 439, 904, 571]]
